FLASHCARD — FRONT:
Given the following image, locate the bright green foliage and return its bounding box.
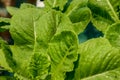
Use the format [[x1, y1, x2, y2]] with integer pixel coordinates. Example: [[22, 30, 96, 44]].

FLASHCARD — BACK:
[[64, 0, 88, 15], [44, 0, 91, 34], [64, 0, 91, 34], [75, 38, 120, 80], [7, 7, 19, 16], [0, 43, 12, 71], [44, 0, 68, 11], [0, 17, 10, 32], [0, 0, 120, 80], [69, 7, 91, 34], [0, 17, 10, 23], [0, 3, 77, 80], [20, 3, 36, 9], [48, 31, 78, 80], [88, 0, 120, 33], [105, 23, 120, 49]]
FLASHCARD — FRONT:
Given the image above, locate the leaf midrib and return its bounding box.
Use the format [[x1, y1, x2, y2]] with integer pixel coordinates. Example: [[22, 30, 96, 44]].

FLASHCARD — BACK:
[[53, 0, 57, 8], [52, 44, 74, 79], [81, 67, 120, 80], [106, 0, 119, 22]]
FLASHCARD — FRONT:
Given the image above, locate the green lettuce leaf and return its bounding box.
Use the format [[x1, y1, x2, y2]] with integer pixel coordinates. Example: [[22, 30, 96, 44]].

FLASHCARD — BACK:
[[105, 22, 120, 49], [45, 0, 91, 34], [69, 7, 91, 34], [44, 0, 68, 11], [3, 8, 53, 79], [75, 38, 120, 80], [20, 3, 36, 9], [0, 18, 10, 23], [48, 31, 78, 80], [10, 8, 45, 45], [64, 0, 88, 16], [2, 1, 120, 80], [0, 17, 10, 32], [0, 45, 12, 71], [88, 0, 120, 33], [9, 9, 57, 79], [1, 5, 76, 79], [64, 0, 91, 34], [7, 7, 19, 16], [81, 68, 120, 80]]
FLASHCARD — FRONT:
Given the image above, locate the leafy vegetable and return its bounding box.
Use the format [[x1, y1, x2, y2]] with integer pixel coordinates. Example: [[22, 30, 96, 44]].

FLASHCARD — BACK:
[[69, 7, 91, 34], [1, 3, 77, 79], [0, 18, 10, 32], [88, 0, 120, 33], [105, 22, 120, 48], [0, 0, 120, 80], [48, 31, 78, 80], [44, 0, 68, 11], [75, 38, 120, 80]]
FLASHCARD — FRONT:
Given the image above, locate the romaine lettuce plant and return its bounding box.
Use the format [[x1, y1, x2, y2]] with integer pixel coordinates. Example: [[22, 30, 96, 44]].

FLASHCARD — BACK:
[[0, 0, 120, 80]]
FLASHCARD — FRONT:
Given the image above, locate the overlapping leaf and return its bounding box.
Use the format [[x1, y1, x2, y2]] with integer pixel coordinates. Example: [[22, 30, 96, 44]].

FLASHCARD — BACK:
[[0, 4, 77, 79], [75, 38, 120, 80], [0, 43, 12, 71], [64, 0, 91, 34], [88, 0, 120, 33], [69, 7, 91, 34], [48, 31, 78, 80], [44, 0, 68, 11], [0, 1, 120, 80], [64, 0, 88, 15], [2, 8, 53, 79], [105, 22, 120, 49]]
